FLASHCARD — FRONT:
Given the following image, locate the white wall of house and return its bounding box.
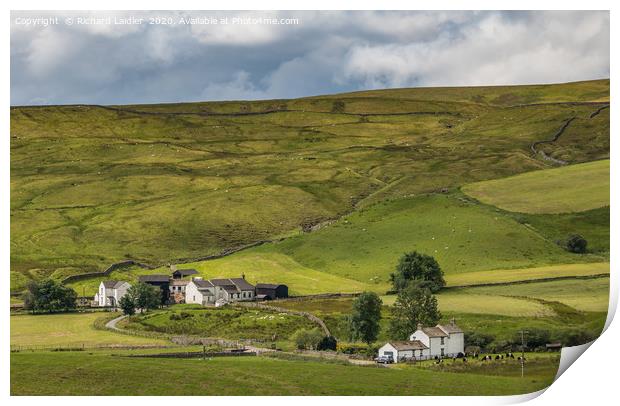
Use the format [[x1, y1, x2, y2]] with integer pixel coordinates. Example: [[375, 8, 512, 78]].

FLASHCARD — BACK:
[[378, 343, 398, 361], [378, 343, 430, 363], [445, 332, 464, 355], [410, 329, 430, 347], [185, 282, 212, 305], [113, 282, 130, 304]]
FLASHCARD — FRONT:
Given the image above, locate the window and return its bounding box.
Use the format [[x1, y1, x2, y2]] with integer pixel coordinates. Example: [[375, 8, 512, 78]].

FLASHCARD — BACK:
[[440, 337, 445, 345], [441, 348, 445, 356]]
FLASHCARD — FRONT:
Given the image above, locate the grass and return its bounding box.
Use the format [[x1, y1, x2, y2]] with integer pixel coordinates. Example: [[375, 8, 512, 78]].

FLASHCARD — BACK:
[[458, 277, 610, 313], [444, 262, 610, 287], [67, 191, 608, 297], [122, 306, 316, 341], [11, 80, 609, 289], [462, 160, 610, 214], [10, 350, 558, 395], [10, 312, 168, 348], [381, 291, 556, 318]]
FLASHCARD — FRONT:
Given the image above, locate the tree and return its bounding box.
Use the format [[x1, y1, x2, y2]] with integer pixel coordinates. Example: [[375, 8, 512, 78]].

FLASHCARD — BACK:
[[127, 282, 161, 312], [118, 294, 136, 316], [22, 279, 77, 313], [291, 328, 323, 350], [390, 251, 445, 293], [348, 292, 382, 345], [565, 234, 587, 253], [388, 283, 441, 340]]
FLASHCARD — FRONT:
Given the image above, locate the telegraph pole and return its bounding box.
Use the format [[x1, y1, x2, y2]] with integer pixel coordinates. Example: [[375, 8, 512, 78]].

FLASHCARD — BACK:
[[520, 330, 528, 378]]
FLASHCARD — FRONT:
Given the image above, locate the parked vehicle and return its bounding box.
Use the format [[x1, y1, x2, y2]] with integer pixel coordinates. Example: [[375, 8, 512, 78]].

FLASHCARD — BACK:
[[375, 355, 394, 364]]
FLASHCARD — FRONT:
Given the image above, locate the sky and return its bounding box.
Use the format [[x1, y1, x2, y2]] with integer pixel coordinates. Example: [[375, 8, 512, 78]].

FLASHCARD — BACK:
[[10, 10, 610, 106]]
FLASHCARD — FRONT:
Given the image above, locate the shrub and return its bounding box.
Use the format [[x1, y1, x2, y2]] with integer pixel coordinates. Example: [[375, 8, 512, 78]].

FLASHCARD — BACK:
[[317, 335, 338, 351], [290, 328, 323, 350], [565, 234, 588, 253]]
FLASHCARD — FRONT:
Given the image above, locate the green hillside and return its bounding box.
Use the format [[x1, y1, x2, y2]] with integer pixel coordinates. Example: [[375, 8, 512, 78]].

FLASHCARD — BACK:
[[10, 80, 609, 291], [462, 160, 609, 213]]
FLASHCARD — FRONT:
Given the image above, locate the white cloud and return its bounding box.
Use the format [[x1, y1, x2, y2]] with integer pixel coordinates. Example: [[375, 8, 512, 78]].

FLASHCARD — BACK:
[[10, 11, 610, 105]]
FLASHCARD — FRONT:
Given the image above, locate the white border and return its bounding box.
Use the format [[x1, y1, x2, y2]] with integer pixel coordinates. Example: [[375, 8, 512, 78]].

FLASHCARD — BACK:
[[2, 2, 617, 405]]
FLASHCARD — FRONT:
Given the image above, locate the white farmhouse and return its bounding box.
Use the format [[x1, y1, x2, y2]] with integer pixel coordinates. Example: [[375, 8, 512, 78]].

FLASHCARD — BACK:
[[185, 277, 255, 306], [94, 280, 131, 307], [410, 320, 464, 358], [185, 278, 216, 305], [378, 320, 464, 362]]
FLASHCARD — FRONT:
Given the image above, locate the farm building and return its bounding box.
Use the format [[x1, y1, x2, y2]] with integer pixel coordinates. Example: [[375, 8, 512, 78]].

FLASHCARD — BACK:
[[169, 279, 189, 303], [186, 276, 255, 305], [185, 278, 216, 305], [255, 283, 288, 300], [172, 268, 198, 279], [211, 278, 255, 301], [378, 320, 464, 362], [94, 280, 130, 307], [138, 275, 171, 304]]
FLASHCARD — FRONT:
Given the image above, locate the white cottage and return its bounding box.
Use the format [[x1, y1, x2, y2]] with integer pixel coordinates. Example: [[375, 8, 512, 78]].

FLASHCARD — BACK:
[[378, 341, 430, 363], [94, 280, 131, 307]]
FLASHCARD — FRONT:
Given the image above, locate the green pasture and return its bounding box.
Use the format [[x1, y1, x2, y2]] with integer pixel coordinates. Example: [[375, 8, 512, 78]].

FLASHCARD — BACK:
[[462, 160, 609, 214], [10, 312, 168, 348], [460, 276, 610, 313], [445, 262, 609, 286], [10, 350, 558, 395]]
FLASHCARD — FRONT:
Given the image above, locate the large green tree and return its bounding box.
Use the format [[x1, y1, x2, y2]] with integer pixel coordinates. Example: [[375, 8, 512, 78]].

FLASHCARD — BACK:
[[127, 282, 161, 312], [388, 283, 441, 340], [390, 251, 445, 293], [347, 292, 383, 345], [23, 279, 77, 313]]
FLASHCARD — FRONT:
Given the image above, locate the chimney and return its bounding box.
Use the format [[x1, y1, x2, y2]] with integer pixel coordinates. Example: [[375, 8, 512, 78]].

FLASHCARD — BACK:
[[450, 318, 456, 326], [242, 273, 246, 280], [170, 264, 177, 272], [417, 323, 423, 331]]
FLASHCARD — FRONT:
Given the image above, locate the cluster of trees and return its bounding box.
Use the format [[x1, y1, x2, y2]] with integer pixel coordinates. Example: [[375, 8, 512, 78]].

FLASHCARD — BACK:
[[346, 251, 445, 345], [119, 283, 161, 315], [23, 279, 77, 313]]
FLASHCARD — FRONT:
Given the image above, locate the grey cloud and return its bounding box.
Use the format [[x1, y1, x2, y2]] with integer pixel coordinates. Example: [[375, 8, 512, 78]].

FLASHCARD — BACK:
[[10, 10, 609, 105]]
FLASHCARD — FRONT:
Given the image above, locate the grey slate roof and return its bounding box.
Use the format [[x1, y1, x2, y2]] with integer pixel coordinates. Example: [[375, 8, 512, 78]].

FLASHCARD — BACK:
[[210, 278, 255, 291], [173, 269, 198, 277], [193, 279, 214, 289], [389, 340, 429, 351], [229, 278, 255, 291], [422, 327, 449, 338], [138, 275, 170, 283], [102, 280, 126, 289], [438, 323, 463, 334]]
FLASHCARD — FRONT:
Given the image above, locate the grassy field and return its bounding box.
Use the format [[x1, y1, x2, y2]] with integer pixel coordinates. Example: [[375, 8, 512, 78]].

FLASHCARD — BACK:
[[10, 350, 558, 395], [458, 277, 610, 313], [444, 262, 609, 286], [11, 80, 609, 290], [462, 160, 609, 214], [10, 312, 168, 348], [121, 305, 315, 341]]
